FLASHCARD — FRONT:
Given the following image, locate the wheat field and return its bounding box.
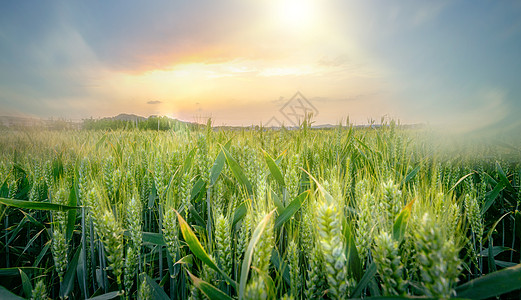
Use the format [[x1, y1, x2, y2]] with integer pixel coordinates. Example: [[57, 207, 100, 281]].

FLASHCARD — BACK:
[[1, 122, 520, 299]]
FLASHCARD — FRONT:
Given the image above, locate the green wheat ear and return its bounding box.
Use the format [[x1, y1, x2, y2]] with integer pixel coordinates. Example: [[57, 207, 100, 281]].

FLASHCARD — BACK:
[[415, 213, 462, 299], [373, 231, 406, 296], [124, 194, 142, 296], [315, 201, 348, 299], [236, 210, 252, 261], [8, 178, 18, 199], [252, 213, 274, 274], [138, 274, 152, 300], [179, 170, 192, 217], [124, 245, 138, 294], [31, 279, 48, 300], [464, 194, 483, 244], [51, 227, 68, 282], [50, 184, 69, 282], [214, 212, 232, 279], [306, 242, 327, 299], [287, 238, 301, 298], [381, 179, 403, 225], [355, 190, 374, 264], [162, 208, 179, 262], [97, 210, 124, 285], [300, 208, 326, 298]]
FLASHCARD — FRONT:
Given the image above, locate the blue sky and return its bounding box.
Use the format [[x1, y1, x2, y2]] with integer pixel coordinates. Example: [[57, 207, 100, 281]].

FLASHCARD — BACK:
[[1, 0, 520, 131]]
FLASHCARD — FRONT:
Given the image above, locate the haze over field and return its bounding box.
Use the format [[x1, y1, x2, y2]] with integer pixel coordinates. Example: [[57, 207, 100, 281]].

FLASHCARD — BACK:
[[1, 1, 520, 132]]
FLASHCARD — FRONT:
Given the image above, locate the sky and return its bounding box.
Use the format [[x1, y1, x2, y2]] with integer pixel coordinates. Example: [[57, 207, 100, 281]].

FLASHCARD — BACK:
[[1, 0, 520, 131]]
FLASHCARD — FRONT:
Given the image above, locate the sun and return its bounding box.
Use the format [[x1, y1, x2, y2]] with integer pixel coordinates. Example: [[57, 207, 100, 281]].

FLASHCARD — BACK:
[[280, 0, 314, 25], [272, 0, 317, 30]]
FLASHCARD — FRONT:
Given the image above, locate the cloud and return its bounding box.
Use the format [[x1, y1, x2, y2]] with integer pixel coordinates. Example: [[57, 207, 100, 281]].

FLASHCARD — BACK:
[[147, 100, 162, 105], [64, 1, 267, 73], [0, 2, 111, 119]]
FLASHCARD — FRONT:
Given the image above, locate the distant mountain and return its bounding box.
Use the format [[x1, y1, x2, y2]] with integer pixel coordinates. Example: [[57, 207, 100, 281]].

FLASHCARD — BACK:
[[105, 113, 146, 122], [147, 115, 196, 126]]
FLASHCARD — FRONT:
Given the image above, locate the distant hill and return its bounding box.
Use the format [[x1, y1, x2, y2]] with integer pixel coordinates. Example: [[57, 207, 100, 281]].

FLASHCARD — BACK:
[[109, 113, 146, 122]]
